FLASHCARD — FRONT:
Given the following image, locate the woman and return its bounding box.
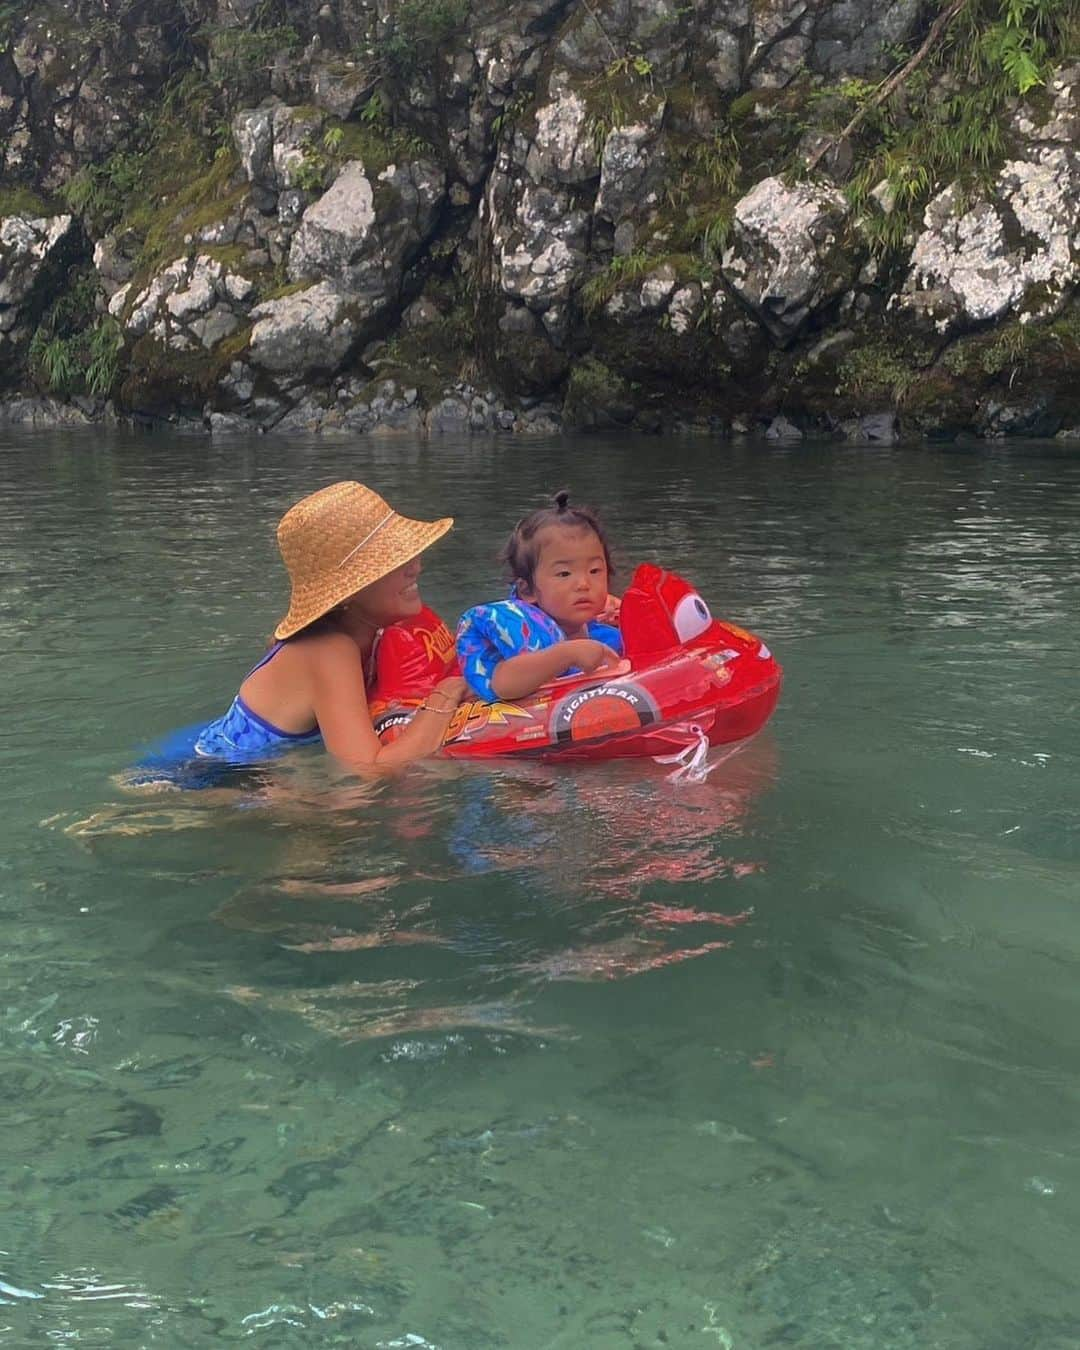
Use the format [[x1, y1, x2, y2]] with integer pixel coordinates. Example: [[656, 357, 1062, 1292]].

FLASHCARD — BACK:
[[147, 481, 466, 778]]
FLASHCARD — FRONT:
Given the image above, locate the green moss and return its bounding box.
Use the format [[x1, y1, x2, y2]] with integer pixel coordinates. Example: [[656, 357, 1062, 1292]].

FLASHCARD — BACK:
[[581, 251, 654, 314], [377, 0, 469, 79], [574, 55, 664, 158], [361, 302, 478, 400], [941, 311, 1080, 382], [821, 8, 1079, 266], [562, 356, 634, 428], [0, 186, 57, 218], [258, 277, 315, 303], [112, 148, 247, 308], [119, 325, 250, 416], [199, 243, 250, 271], [836, 341, 922, 406], [215, 324, 253, 364]]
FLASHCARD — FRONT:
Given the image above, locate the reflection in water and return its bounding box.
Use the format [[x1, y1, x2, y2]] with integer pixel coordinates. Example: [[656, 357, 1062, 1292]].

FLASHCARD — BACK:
[[199, 740, 778, 1045]]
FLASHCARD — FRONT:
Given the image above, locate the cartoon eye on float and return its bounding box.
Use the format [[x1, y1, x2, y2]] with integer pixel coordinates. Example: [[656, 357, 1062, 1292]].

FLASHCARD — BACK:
[[673, 592, 713, 641]]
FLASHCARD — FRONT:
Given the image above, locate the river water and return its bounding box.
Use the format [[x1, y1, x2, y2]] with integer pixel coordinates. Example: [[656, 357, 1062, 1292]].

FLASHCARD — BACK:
[[1, 428, 1078, 1348]]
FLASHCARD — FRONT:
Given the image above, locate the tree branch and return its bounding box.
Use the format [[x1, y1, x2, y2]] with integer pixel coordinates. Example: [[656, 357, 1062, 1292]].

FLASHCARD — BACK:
[[579, 0, 620, 62], [806, 0, 971, 173]]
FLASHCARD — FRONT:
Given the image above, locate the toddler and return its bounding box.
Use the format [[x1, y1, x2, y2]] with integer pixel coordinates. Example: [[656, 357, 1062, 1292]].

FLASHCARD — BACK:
[[457, 491, 623, 701]]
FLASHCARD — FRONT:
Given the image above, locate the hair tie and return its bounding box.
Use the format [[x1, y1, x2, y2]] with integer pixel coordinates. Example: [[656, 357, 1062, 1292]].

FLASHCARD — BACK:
[[553, 490, 570, 511]]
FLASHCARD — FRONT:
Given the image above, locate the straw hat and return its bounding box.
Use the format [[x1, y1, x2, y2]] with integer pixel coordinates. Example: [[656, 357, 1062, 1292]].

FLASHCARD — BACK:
[[273, 481, 453, 640]]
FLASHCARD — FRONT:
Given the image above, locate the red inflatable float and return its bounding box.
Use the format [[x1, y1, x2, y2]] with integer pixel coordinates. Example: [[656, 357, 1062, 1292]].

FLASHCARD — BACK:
[[367, 564, 782, 765]]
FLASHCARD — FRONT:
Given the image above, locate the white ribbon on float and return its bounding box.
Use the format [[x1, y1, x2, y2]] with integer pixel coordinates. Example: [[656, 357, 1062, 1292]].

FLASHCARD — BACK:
[[653, 724, 715, 784]]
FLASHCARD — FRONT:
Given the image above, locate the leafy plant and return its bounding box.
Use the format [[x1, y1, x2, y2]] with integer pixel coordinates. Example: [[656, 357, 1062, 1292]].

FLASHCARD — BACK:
[[581, 251, 655, 315], [85, 318, 124, 396], [837, 341, 921, 404], [584, 49, 662, 157], [202, 1, 301, 102], [29, 332, 78, 394], [0, 1, 19, 53], [828, 0, 1078, 264], [293, 149, 329, 192], [378, 0, 469, 79], [689, 128, 741, 195], [359, 90, 387, 126], [491, 92, 530, 140], [699, 209, 733, 258]]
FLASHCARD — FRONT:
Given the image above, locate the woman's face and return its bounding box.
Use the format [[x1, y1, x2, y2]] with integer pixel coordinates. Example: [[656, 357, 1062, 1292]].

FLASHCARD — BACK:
[[352, 555, 425, 627]]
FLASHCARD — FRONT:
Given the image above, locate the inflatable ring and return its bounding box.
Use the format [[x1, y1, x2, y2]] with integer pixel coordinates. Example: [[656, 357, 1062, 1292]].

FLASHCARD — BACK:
[[368, 564, 782, 761]]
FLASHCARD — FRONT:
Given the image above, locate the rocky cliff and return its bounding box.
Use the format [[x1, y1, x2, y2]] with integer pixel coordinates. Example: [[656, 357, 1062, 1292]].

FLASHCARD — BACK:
[[1, 0, 1078, 439]]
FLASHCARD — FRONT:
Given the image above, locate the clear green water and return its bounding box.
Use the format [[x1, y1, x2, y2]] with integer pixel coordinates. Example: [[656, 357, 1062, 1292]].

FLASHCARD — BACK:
[[2, 429, 1079, 1349]]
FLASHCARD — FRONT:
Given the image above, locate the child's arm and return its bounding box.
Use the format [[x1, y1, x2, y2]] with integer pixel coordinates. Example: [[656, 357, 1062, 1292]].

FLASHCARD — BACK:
[[490, 639, 620, 700]]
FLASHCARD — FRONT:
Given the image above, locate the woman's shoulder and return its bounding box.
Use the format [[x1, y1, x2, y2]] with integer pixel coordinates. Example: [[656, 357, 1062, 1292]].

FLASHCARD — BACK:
[[286, 626, 365, 668]]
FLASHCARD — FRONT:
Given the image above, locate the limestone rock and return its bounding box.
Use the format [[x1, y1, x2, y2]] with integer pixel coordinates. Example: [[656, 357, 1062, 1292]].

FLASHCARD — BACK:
[[723, 177, 852, 344], [1011, 65, 1080, 146], [287, 159, 444, 328], [524, 83, 597, 186], [0, 214, 74, 333], [0, 396, 91, 425], [902, 150, 1080, 332], [120, 254, 254, 352], [233, 100, 325, 194], [209, 411, 257, 435], [427, 396, 471, 434], [248, 280, 355, 376], [594, 123, 664, 229], [765, 414, 803, 441], [165, 257, 223, 322], [288, 160, 376, 279], [491, 183, 589, 313], [191, 305, 240, 350], [310, 61, 376, 120], [975, 395, 1059, 440], [840, 411, 899, 444], [93, 231, 138, 297]]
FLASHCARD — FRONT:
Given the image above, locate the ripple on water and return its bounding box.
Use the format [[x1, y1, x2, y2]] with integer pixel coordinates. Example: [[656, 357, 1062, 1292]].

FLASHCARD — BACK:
[[3, 433, 1080, 1347]]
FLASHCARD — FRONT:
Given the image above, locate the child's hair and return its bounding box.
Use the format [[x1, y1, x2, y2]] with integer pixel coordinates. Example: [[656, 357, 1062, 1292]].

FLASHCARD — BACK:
[[502, 489, 614, 594]]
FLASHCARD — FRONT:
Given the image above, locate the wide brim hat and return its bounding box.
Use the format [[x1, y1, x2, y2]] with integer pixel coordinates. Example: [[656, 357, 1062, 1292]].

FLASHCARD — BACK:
[[273, 481, 453, 640]]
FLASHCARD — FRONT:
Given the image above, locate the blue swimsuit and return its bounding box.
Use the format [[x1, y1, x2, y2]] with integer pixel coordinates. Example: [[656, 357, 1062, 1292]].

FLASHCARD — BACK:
[[456, 598, 623, 702], [192, 642, 322, 758], [129, 642, 321, 787]]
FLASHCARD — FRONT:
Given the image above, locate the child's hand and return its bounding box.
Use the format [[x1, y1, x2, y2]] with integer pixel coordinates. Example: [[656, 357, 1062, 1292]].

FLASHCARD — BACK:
[[565, 639, 622, 674], [597, 593, 622, 625]]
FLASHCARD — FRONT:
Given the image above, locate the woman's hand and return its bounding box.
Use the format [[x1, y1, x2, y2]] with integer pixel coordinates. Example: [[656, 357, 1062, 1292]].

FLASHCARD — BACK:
[[432, 675, 469, 705], [563, 639, 622, 674]]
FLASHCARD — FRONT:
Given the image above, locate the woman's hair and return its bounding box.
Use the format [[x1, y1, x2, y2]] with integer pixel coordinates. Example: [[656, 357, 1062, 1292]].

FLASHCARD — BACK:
[[502, 489, 614, 593]]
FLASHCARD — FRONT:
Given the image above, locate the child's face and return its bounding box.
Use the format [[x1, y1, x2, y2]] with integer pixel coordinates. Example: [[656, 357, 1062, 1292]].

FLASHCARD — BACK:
[[521, 525, 609, 633]]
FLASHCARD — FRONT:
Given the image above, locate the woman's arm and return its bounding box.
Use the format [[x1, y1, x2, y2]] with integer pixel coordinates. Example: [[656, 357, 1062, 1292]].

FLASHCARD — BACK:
[[308, 634, 465, 769], [490, 639, 620, 701]]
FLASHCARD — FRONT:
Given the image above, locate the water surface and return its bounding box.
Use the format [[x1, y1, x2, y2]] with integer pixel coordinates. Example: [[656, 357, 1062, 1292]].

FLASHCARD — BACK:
[[2, 429, 1078, 1348]]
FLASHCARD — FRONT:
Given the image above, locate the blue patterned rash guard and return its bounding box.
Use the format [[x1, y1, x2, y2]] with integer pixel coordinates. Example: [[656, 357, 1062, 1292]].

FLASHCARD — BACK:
[[455, 598, 623, 702]]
